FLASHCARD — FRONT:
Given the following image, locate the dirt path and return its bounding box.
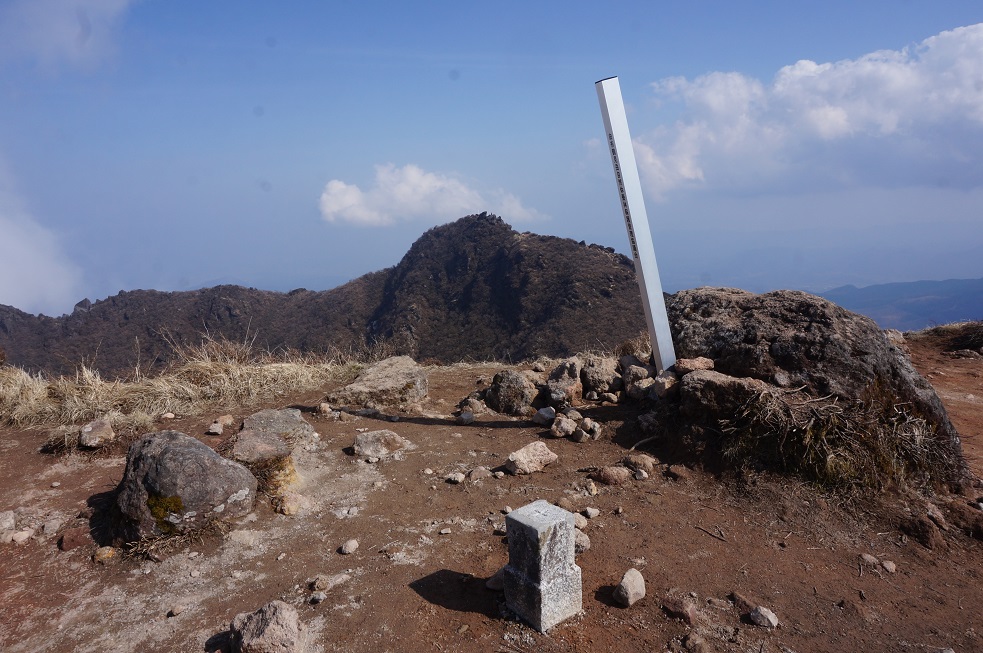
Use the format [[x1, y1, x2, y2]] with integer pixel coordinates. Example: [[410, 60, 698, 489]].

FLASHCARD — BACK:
[[1, 343, 981, 653]]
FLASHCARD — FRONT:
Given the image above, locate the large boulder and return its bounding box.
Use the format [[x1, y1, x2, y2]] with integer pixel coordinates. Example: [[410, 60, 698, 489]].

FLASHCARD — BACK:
[[580, 355, 621, 394], [668, 288, 958, 443], [663, 288, 966, 487], [327, 356, 428, 409], [116, 431, 258, 541]]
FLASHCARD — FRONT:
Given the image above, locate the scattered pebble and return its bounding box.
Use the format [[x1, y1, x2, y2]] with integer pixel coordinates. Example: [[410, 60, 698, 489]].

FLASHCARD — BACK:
[[446, 472, 466, 484], [583, 507, 600, 519], [424, 468, 434, 475], [492, 471, 505, 479], [93, 546, 117, 564], [439, 528, 452, 535], [340, 539, 359, 555], [190, 570, 201, 578], [276, 553, 286, 561], [50, 482, 61, 488], [161, 413, 175, 420], [502, 506, 513, 514], [860, 553, 879, 566], [613, 568, 645, 607], [574, 513, 588, 530], [749, 605, 779, 628], [11, 529, 34, 545], [574, 529, 591, 554], [310, 591, 327, 605], [881, 560, 897, 573], [167, 604, 187, 618], [615, 506, 624, 515]]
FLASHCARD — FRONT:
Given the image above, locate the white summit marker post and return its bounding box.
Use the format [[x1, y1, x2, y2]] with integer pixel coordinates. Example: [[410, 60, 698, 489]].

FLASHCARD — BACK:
[[596, 76, 676, 372]]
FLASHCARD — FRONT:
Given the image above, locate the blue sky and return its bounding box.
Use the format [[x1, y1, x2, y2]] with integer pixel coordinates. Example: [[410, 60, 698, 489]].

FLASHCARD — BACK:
[[1, 1, 982, 315]]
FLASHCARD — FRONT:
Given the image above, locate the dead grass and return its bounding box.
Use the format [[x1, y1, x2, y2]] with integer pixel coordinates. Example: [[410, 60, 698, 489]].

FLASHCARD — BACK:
[[913, 320, 983, 351], [719, 385, 964, 492], [0, 335, 357, 431]]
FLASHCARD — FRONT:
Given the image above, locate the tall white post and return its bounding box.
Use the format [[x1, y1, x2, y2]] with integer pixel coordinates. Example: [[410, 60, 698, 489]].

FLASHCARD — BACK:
[[596, 76, 676, 372]]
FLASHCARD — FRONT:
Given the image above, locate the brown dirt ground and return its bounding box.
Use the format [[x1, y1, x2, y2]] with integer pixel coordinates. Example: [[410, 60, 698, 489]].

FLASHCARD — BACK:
[[1, 333, 981, 653]]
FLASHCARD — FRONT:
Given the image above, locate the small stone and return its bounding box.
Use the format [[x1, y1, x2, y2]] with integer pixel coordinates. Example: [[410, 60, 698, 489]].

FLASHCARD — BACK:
[[468, 466, 493, 481], [456, 412, 475, 425], [161, 412, 176, 420], [493, 471, 505, 479], [574, 528, 591, 554], [562, 408, 583, 421], [93, 546, 117, 563], [276, 491, 309, 516], [0, 511, 15, 531], [317, 402, 333, 415], [600, 392, 619, 404], [310, 591, 327, 604], [424, 468, 434, 475], [206, 421, 224, 436], [583, 507, 600, 519], [190, 569, 201, 578], [663, 595, 698, 624], [615, 506, 624, 515], [860, 553, 879, 566], [43, 519, 62, 536], [683, 632, 707, 652], [532, 407, 557, 426], [555, 497, 577, 512], [340, 539, 359, 555], [633, 469, 649, 480], [50, 482, 61, 488], [230, 601, 303, 653], [594, 465, 632, 486], [881, 560, 897, 573], [502, 506, 513, 514], [504, 441, 558, 475], [749, 605, 779, 628], [310, 572, 351, 591], [58, 526, 90, 551], [79, 418, 116, 449], [574, 513, 588, 530], [11, 529, 33, 545], [446, 472, 466, 484], [614, 568, 645, 606], [168, 603, 188, 617], [550, 415, 578, 438], [570, 428, 590, 443], [439, 528, 452, 535]]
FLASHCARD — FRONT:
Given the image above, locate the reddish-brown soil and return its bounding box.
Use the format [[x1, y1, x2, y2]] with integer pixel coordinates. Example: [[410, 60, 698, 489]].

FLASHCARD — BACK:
[[1, 332, 981, 653]]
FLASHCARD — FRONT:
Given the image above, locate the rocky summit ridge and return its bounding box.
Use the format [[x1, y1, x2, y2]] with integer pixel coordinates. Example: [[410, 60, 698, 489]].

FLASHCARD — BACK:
[[0, 214, 646, 377]]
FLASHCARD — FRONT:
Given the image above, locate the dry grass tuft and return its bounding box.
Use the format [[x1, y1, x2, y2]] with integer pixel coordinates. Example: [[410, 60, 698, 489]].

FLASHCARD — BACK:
[[719, 385, 963, 491], [0, 334, 356, 431], [614, 331, 652, 361]]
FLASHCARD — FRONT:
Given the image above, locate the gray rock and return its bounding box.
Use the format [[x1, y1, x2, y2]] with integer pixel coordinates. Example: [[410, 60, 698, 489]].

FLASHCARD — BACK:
[[485, 370, 538, 416], [583, 507, 600, 519], [456, 411, 475, 425], [230, 600, 306, 653], [11, 529, 33, 545], [0, 510, 14, 532], [532, 407, 557, 426], [116, 431, 258, 541], [79, 418, 116, 449], [232, 429, 292, 465], [468, 467, 493, 481], [573, 513, 588, 529], [649, 370, 679, 399], [600, 392, 619, 404], [580, 355, 621, 394], [749, 605, 779, 628], [546, 358, 583, 406], [679, 370, 771, 418], [622, 453, 658, 474], [327, 356, 428, 409], [505, 441, 558, 475], [570, 428, 590, 443], [309, 592, 326, 605], [242, 409, 315, 442], [593, 466, 632, 486], [445, 472, 466, 484], [340, 539, 358, 554], [352, 430, 411, 460], [550, 415, 578, 438], [613, 568, 645, 606], [580, 418, 602, 439], [310, 572, 350, 591], [627, 376, 655, 400], [206, 421, 224, 436], [881, 560, 897, 573]]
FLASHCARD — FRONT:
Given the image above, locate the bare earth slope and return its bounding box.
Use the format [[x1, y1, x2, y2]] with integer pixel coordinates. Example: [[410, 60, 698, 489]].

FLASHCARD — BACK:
[[0, 333, 980, 653]]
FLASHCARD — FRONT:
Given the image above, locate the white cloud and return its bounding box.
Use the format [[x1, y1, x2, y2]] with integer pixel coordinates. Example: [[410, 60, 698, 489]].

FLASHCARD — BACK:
[[0, 0, 135, 69], [639, 23, 983, 197], [0, 171, 82, 315], [319, 163, 547, 227]]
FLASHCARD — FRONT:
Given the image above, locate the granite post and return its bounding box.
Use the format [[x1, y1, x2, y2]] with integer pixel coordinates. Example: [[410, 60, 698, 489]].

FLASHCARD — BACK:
[[504, 500, 583, 632]]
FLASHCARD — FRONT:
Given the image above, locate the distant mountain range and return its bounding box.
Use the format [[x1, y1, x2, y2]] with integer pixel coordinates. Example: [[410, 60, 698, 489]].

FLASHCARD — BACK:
[[820, 278, 983, 331], [0, 214, 647, 377], [2, 213, 978, 377]]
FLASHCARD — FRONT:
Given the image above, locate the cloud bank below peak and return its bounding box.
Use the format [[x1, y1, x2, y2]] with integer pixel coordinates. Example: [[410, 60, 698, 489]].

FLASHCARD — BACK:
[[638, 23, 983, 198], [319, 163, 547, 227]]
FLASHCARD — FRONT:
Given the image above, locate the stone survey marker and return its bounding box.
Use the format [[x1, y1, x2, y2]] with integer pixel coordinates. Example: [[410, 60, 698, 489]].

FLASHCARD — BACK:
[[504, 500, 583, 632]]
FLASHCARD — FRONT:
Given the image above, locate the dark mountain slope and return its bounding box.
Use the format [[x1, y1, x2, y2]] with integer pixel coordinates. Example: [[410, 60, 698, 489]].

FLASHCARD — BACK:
[[0, 214, 647, 377]]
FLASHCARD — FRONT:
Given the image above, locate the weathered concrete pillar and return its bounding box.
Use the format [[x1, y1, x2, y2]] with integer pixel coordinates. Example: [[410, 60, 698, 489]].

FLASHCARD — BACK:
[[504, 499, 583, 632]]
